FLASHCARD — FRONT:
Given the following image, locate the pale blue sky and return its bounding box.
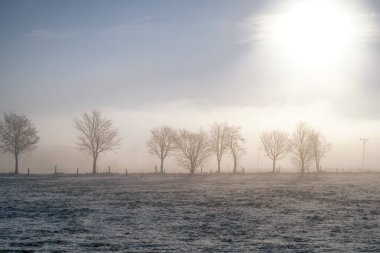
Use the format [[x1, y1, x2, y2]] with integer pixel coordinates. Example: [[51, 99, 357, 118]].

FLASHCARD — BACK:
[[0, 0, 270, 114]]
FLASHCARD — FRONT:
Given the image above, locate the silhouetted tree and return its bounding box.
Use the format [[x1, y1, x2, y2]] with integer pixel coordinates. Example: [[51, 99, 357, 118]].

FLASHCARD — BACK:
[[74, 110, 121, 174], [309, 130, 331, 173], [291, 122, 313, 174], [209, 122, 230, 173], [0, 112, 40, 174], [228, 126, 245, 173], [261, 130, 290, 173], [147, 125, 175, 174], [174, 129, 210, 175]]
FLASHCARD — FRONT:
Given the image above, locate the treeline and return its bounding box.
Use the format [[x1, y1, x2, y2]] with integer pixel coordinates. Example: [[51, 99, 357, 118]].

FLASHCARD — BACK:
[[147, 123, 245, 175], [0, 110, 330, 175], [0, 110, 122, 174], [147, 121, 331, 175], [261, 122, 331, 174]]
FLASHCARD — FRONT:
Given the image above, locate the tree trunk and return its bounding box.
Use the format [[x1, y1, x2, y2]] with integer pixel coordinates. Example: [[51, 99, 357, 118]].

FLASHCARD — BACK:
[[233, 156, 237, 173], [92, 155, 97, 174], [15, 153, 19, 174], [272, 159, 276, 173], [160, 158, 164, 174], [316, 161, 320, 173], [217, 159, 221, 173], [190, 162, 195, 175]]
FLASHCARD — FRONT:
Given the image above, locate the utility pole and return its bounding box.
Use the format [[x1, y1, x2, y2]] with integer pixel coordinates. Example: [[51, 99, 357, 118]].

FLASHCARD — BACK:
[[360, 138, 369, 172]]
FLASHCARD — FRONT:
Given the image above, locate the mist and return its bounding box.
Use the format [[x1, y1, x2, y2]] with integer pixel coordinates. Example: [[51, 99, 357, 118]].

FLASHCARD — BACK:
[[1, 0, 380, 173], [2, 1, 380, 252], [1, 101, 379, 173]]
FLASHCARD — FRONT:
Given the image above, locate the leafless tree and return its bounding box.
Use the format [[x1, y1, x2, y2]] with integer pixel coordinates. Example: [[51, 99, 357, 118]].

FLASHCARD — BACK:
[[291, 122, 313, 174], [309, 130, 331, 173], [74, 110, 121, 174], [228, 126, 245, 173], [261, 130, 290, 173], [173, 129, 210, 175], [147, 125, 175, 174], [0, 112, 40, 174], [209, 122, 230, 173]]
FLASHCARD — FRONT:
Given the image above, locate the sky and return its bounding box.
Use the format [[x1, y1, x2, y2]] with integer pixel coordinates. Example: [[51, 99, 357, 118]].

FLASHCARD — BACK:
[[1, 0, 380, 173]]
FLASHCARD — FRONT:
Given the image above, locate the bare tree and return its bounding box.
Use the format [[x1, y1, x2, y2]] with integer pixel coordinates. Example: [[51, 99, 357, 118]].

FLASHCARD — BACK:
[[147, 125, 175, 174], [309, 130, 331, 173], [291, 122, 313, 174], [209, 122, 230, 173], [74, 110, 121, 174], [228, 126, 245, 173], [0, 112, 40, 174], [260, 130, 290, 173], [173, 129, 210, 175]]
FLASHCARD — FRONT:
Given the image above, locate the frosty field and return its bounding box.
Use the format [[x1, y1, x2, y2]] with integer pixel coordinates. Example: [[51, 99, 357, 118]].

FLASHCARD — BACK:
[[0, 173, 379, 252]]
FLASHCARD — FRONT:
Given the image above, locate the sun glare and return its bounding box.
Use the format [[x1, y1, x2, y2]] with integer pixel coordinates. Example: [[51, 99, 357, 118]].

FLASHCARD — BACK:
[[267, 0, 362, 66]]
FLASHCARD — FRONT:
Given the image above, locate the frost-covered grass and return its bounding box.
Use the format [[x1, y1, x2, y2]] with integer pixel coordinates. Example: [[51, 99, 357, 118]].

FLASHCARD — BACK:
[[0, 173, 379, 252]]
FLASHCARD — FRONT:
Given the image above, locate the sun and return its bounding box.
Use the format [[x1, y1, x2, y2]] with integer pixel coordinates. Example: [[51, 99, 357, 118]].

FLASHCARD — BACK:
[[266, 0, 360, 67]]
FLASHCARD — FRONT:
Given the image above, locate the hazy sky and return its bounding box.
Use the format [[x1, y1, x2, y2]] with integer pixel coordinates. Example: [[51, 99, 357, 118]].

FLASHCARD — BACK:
[[1, 0, 380, 173]]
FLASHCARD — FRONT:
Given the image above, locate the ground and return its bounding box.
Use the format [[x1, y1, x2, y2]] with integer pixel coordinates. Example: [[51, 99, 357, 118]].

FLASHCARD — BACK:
[[0, 173, 379, 252]]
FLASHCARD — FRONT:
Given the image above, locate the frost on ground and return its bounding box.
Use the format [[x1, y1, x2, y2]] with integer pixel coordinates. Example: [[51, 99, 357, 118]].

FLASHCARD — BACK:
[[0, 173, 379, 252]]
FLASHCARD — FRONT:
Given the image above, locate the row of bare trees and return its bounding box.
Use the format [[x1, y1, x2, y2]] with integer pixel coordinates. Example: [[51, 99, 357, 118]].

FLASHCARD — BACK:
[[0, 110, 121, 174], [0, 111, 330, 175], [260, 122, 331, 174], [147, 122, 246, 174]]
